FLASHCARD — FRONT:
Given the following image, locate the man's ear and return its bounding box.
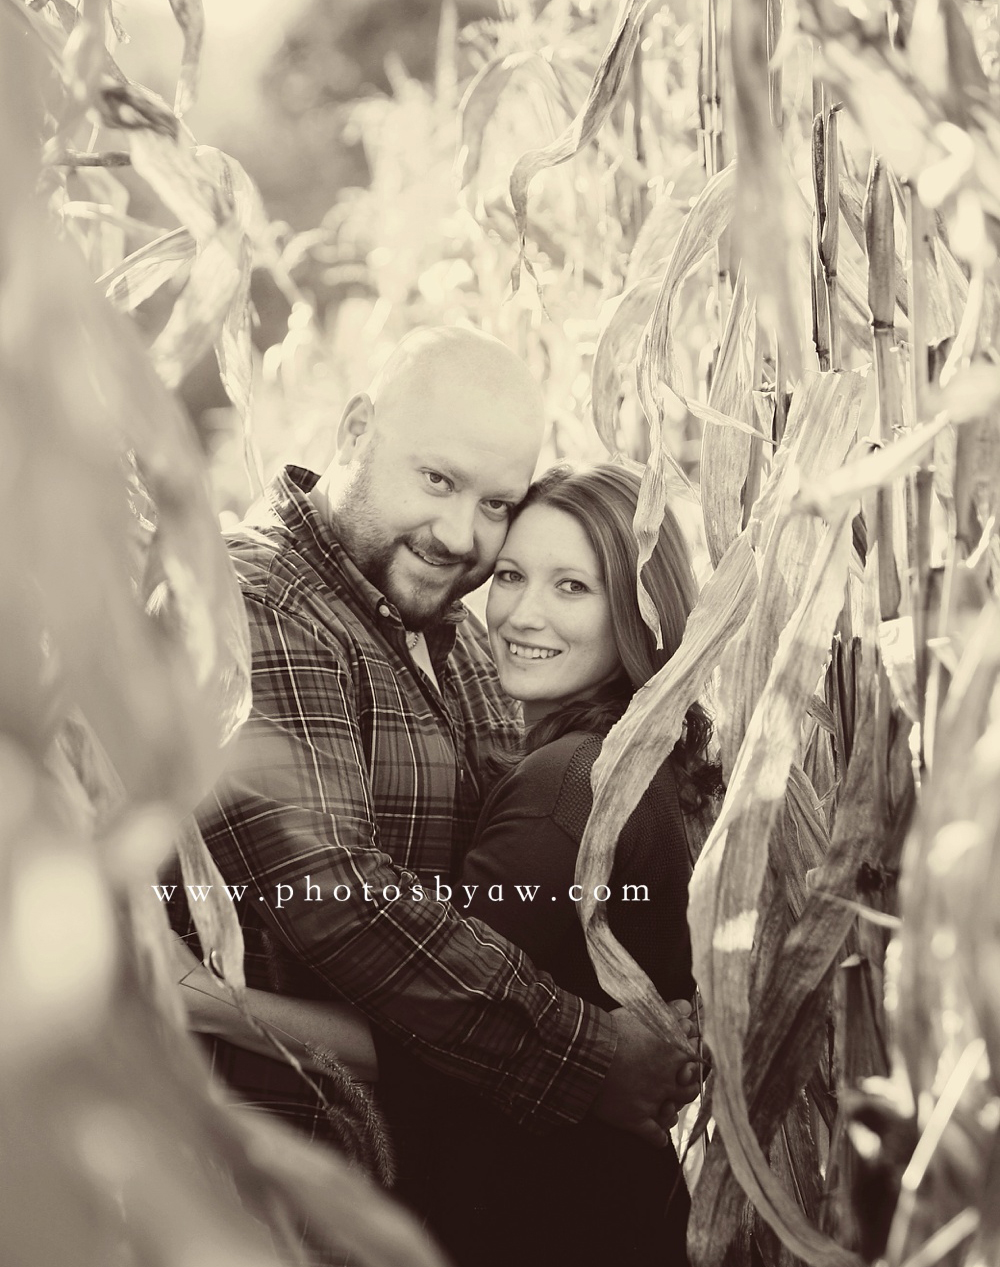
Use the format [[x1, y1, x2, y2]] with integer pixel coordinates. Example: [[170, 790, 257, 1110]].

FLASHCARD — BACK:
[[336, 393, 374, 465]]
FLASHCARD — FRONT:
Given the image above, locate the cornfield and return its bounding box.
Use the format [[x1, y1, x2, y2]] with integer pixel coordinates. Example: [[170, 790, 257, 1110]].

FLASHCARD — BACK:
[[2, 0, 999, 1264]]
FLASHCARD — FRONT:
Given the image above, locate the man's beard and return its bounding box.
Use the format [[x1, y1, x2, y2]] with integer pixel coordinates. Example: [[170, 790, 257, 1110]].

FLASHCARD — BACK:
[[336, 458, 487, 629], [358, 537, 485, 629]]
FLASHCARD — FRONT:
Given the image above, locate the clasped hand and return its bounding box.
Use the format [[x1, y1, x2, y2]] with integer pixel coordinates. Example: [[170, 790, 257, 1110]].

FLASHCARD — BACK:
[[590, 999, 704, 1148]]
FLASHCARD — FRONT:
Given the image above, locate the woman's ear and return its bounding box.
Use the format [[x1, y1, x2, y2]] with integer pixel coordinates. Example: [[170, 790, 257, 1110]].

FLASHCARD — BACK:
[[335, 393, 375, 465]]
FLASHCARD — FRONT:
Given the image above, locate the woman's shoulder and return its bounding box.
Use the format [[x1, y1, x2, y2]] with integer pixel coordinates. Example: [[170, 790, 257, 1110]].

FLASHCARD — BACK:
[[520, 730, 604, 789], [486, 731, 603, 821]]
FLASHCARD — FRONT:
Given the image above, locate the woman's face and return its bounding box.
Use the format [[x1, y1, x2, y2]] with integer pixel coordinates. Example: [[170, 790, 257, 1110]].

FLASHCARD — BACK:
[[486, 503, 623, 721]]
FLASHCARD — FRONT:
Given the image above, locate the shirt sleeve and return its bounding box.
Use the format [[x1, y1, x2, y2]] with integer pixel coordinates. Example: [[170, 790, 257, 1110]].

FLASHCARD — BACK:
[[199, 597, 615, 1129]]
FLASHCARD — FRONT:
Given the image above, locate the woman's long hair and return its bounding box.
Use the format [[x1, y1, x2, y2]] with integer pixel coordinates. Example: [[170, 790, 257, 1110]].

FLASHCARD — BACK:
[[489, 462, 720, 805]]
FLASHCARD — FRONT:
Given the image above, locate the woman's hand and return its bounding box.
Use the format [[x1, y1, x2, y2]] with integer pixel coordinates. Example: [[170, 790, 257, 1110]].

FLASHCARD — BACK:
[[657, 998, 706, 1129], [590, 1000, 704, 1147]]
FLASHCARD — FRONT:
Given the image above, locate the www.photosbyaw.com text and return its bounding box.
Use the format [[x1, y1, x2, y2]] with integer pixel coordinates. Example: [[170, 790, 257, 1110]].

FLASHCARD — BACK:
[[152, 875, 651, 910]]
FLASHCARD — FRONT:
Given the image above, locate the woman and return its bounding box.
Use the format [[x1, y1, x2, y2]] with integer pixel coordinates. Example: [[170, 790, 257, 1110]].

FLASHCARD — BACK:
[[393, 462, 715, 1267], [178, 461, 713, 1259]]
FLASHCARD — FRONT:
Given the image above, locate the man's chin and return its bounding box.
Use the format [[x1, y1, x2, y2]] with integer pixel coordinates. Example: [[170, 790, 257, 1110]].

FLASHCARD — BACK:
[[387, 568, 485, 630]]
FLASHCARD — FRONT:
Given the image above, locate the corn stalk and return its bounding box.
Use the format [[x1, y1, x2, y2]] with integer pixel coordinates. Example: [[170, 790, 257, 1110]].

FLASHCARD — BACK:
[[501, 0, 1000, 1264]]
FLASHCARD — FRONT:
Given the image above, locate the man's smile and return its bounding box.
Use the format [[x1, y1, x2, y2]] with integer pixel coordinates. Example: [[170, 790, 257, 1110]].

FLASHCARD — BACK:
[[405, 542, 459, 569]]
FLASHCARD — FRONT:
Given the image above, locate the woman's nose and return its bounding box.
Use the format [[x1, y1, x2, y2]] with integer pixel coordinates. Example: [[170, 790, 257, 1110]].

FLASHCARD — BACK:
[[507, 588, 547, 629]]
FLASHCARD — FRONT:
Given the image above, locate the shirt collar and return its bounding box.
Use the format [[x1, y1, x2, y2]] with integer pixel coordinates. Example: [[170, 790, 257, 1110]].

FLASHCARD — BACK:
[[258, 465, 467, 655]]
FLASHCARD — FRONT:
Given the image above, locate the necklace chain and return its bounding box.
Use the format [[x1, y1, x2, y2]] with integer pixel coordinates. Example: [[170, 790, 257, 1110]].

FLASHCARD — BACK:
[[405, 630, 420, 650]]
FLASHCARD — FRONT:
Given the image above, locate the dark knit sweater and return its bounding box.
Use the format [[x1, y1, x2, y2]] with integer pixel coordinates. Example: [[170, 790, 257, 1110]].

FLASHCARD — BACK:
[[462, 730, 694, 1010], [377, 730, 694, 1267]]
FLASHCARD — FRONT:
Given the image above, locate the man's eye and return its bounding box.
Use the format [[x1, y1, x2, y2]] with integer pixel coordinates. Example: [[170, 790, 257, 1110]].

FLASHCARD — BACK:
[[483, 499, 512, 517], [425, 471, 451, 490]]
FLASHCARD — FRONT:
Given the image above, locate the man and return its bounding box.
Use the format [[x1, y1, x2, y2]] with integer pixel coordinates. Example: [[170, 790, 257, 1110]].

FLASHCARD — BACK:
[[178, 326, 697, 1196]]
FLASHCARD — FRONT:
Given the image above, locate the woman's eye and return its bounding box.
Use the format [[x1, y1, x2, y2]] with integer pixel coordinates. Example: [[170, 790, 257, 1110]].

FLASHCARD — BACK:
[[558, 579, 589, 595], [494, 569, 522, 584]]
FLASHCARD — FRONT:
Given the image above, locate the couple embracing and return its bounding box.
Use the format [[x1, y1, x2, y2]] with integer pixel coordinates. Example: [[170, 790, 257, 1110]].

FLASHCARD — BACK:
[[173, 326, 717, 1266]]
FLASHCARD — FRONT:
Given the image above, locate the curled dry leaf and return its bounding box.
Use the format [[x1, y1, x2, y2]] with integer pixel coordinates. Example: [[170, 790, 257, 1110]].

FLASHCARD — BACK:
[[456, 51, 567, 191], [636, 160, 737, 419], [590, 277, 661, 451], [726, 369, 870, 757], [151, 226, 242, 390], [632, 161, 738, 638], [788, 361, 1000, 523], [168, 0, 204, 119], [508, 0, 651, 291], [99, 226, 196, 312], [688, 513, 863, 1267], [700, 274, 756, 567], [577, 532, 757, 1043]]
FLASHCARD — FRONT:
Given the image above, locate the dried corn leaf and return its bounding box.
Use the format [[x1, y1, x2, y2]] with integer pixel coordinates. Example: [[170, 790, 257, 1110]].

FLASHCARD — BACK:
[[168, 0, 203, 119], [688, 514, 862, 1267], [99, 226, 196, 312], [127, 128, 229, 246], [591, 277, 660, 451], [732, 370, 869, 753], [626, 188, 699, 287], [895, 600, 1000, 1089], [789, 364, 1000, 523], [840, 163, 910, 320], [0, 178, 249, 807], [632, 162, 738, 635], [456, 51, 565, 190], [637, 160, 737, 414], [195, 145, 270, 245], [151, 227, 242, 390], [701, 274, 756, 567], [509, 0, 650, 290], [688, 399, 767, 439], [214, 237, 254, 419], [577, 533, 757, 1041]]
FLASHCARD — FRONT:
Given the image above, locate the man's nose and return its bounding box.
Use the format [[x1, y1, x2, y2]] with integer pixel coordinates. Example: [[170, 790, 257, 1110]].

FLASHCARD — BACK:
[[431, 497, 477, 559]]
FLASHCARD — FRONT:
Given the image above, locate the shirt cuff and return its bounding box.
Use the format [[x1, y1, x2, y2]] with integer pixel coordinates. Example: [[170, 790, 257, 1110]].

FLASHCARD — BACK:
[[498, 995, 617, 1131]]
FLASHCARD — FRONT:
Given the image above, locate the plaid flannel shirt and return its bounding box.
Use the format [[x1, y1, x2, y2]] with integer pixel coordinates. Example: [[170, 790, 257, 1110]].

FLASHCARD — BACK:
[[188, 466, 615, 1130]]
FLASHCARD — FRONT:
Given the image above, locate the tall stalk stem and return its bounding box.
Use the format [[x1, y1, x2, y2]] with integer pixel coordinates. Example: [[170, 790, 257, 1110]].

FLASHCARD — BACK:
[[905, 183, 933, 768], [865, 155, 902, 620], [701, 0, 729, 333]]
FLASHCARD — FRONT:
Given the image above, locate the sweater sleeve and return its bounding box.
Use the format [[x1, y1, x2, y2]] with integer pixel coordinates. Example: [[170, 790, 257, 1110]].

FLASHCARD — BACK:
[[461, 735, 614, 1006], [462, 734, 695, 1010], [462, 776, 585, 969]]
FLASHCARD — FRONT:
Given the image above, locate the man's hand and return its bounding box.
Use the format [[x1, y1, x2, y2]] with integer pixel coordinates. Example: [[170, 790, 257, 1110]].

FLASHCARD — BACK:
[[590, 1000, 702, 1148]]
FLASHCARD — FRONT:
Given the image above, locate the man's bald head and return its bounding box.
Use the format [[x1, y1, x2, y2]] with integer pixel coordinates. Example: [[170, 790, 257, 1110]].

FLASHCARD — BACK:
[[316, 326, 547, 628], [367, 326, 545, 450]]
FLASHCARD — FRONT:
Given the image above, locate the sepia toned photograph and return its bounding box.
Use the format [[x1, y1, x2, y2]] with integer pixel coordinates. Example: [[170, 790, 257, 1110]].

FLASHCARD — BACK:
[[1, 0, 998, 1264]]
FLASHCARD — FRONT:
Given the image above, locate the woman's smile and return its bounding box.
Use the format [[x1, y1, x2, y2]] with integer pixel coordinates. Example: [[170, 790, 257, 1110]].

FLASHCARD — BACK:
[[502, 638, 562, 661]]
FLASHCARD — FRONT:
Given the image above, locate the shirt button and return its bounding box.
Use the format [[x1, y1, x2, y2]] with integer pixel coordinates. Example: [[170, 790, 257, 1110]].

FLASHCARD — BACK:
[[377, 602, 391, 618]]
